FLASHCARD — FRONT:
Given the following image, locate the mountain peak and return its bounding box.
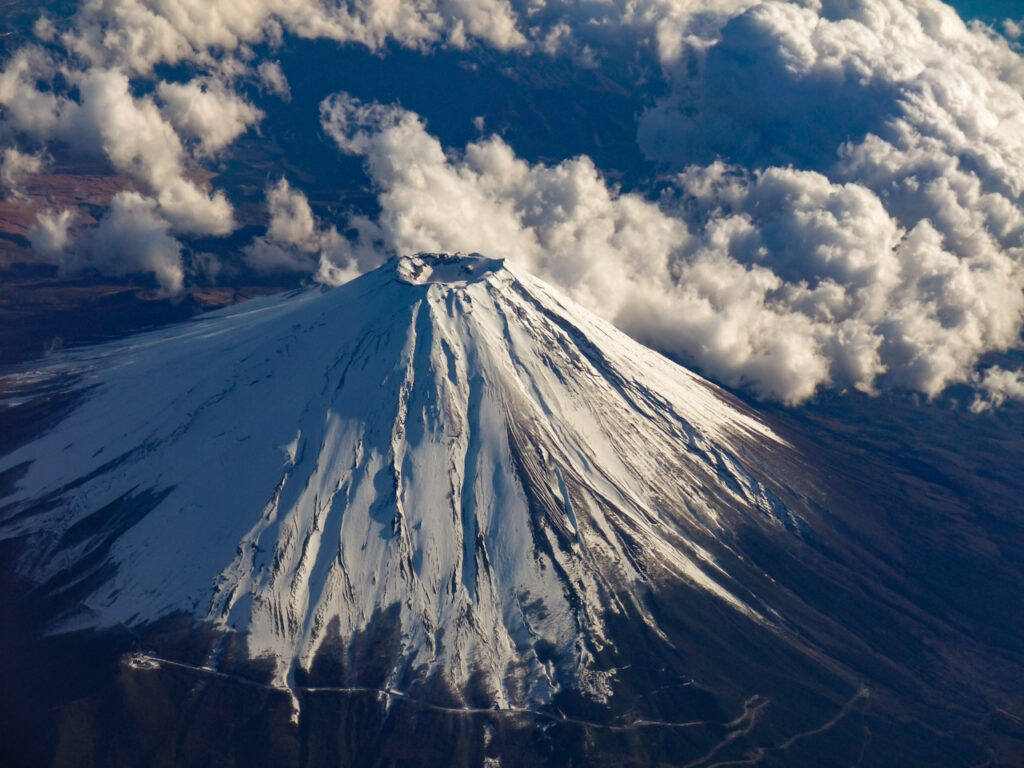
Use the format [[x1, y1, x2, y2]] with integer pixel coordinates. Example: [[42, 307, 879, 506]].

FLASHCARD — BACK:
[[393, 252, 505, 285], [0, 257, 803, 713]]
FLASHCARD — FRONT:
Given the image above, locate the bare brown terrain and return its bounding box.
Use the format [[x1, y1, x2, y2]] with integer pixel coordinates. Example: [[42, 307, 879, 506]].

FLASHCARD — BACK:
[[0, 162, 280, 366]]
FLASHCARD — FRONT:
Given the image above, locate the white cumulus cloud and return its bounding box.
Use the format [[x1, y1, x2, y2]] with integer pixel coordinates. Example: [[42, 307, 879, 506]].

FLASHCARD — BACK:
[[970, 366, 1024, 412], [0, 58, 235, 236], [2, 0, 1023, 408], [59, 0, 527, 75], [257, 60, 291, 101], [321, 93, 1024, 404], [0, 148, 45, 197], [244, 178, 360, 283], [50, 192, 186, 295], [157, 77, 264, 156], [29, 209, 74, 258]]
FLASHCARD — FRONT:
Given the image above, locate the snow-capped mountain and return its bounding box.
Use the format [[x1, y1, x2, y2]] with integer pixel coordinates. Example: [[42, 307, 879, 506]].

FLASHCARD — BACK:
[[1, 252, 816, 708], [3, 253, 1022, 766]]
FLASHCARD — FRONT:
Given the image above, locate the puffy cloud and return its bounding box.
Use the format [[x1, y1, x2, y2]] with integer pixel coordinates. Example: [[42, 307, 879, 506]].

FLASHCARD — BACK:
[[70, 68, 179, 183], [0, 0, 537, 250], [157, 77, 263, 156], [321, 92, 670, 296], [90, 192, 185, 294], [264, 177, 319, 248], [627, 0, 1024, 402], [637, 1, 1024, 168], [970, 366, 1024, 412], [29, 209, 74, 258], [243, 178, 360, 282], [529, 0, 1024, 405], [0, 47, 71, 138], [0, 148, 45, 196], [71, 69, 236, 235], [50, 192, 185, 294], [0, 59, 235, 236], [257, 60, 291, 100], [667, 164, 1024, 400], [2, 0, 1023, 408], [321, 94, 1024, 404], [25, 0, 771, 77], [28, 203, 185, 294], [633, 0, 1024, 258], [59, 0, 526, 75]]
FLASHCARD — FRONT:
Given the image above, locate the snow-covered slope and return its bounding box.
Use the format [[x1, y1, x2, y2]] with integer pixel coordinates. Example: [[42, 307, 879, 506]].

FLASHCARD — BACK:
[[0, 253, 811, 708]]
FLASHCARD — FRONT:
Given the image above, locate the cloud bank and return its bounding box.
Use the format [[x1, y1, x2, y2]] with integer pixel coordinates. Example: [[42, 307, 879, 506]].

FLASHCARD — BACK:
[[321, 90, 1024, 404], [56, 0, 528, 75], [1, 0, 1022, 406], [0, 55, 237, 235], [0, 0, 538, 292]]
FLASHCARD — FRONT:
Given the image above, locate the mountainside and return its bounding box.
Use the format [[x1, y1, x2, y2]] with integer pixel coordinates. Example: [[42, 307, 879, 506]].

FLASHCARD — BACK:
[[1, 253, 1021, 766], [0, 253, 807, 699]]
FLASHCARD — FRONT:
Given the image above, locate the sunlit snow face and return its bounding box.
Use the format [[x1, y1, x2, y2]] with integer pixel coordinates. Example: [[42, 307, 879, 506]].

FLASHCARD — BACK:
[[1, 0, 1023, 408], [0, 255, 802, 708]]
